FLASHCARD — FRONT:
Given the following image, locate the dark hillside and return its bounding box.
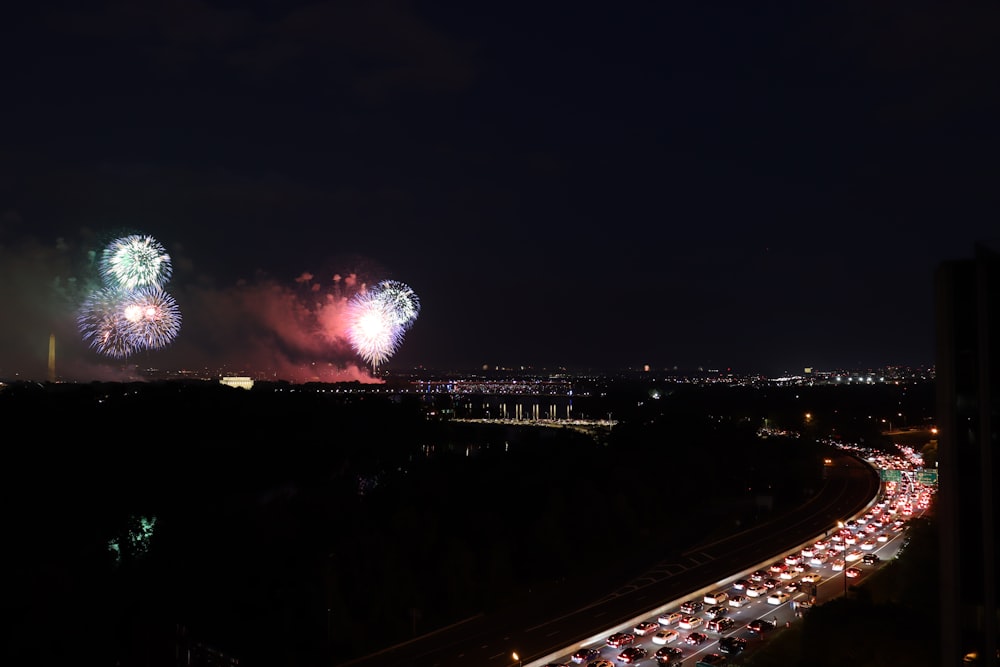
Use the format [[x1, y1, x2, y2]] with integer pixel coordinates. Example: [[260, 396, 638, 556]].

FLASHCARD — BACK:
[[0, 378, 935, 666]]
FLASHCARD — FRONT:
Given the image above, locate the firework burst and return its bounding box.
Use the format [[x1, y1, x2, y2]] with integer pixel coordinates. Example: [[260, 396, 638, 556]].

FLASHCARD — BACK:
[[375, 280, 420, 330], [77, 288, 142, 359], [100, 234, 172, 290], [345, 289, 405, 369], [81, 233, 182, 361], [77, 285, 182, 359], [121, 287, 182, 350]]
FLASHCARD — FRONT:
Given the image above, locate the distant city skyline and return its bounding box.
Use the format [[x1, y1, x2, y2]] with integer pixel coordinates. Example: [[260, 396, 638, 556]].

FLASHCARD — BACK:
[[6, 351, 935, 387]]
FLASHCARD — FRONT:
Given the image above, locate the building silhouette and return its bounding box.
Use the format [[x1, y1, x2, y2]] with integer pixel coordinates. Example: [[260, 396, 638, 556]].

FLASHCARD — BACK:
[[935, 243, 1000, 666]]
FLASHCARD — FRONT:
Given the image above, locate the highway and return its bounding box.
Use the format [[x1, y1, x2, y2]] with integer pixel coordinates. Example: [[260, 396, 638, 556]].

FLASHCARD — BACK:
[[335, 450, 882, 667], [535, 496, 917, 667]]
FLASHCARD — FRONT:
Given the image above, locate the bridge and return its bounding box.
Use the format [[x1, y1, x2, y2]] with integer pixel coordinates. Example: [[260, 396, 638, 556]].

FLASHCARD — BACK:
[[450, 416, 617, 438]]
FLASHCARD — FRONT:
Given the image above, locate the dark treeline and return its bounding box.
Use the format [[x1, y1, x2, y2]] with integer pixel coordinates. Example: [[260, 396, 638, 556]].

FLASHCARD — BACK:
[[0, 378, 935, 666]]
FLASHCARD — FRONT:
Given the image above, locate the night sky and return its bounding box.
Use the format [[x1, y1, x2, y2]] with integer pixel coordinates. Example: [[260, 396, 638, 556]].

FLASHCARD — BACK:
[[2, 1, 999, 381]]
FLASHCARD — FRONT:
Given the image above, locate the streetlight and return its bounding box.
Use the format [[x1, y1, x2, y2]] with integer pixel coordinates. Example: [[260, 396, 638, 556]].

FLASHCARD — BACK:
[[512, 651, 522, 667]]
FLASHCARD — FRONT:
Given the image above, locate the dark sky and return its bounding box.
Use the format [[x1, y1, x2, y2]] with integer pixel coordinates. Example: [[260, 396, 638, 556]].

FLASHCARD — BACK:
[[2, 1, 999, 381]]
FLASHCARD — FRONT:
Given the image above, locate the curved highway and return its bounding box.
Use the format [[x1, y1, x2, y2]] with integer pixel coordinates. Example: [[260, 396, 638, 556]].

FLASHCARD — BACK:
[[336, 451, 879, 667]]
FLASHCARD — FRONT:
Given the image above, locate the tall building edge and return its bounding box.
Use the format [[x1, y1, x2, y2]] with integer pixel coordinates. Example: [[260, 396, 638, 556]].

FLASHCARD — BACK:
[[935, 244, 999, 667]]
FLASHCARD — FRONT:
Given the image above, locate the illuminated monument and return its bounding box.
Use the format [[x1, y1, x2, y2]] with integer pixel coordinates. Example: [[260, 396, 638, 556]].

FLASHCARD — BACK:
[[220, 376, 254, 390], [48, 333, 56, 382]]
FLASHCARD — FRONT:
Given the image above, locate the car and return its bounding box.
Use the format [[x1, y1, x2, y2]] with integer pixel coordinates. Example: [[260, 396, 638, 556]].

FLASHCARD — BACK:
[[877, 533, 889, 542], [704, 591, 728, 605], [607, 632, 635, 648], [784, 553, 801, 565], [617, 646, 648, 664], [845, 567, 862, 578], [778, 569, 795, 580], [654, 646, 683, 664], [706, 617, 735, 633], [810, 553, 829, 565], [767, 592, 790, 605], [747, 619, 777, 635], [800, 573, 822, 583], [652, 629, 679, 645], [679, 600, 703, 614], [831, 559, 846, 571], [800, 546, 816, 558], [634, 621, 660, 636], [571, 648, 601, 664], [784, 581, 801, 593], [845, 550, 864, 562], [746, 584, 768, 597], [697, 654, 727, 666], [658, 611, 683, 626], [763, 578, 781, 589], [705, 605, 728, 619], [731, 579, 748, 591], [769, 562, 788, 574], [678, 615, 702, 630], [684, 632, 708, 646], [718, 636, 748, 654], [860, 539, 877, 550], [749, 570, 768, 582], [863, 553, 881, 564], [588, 661, 614, 667], [728, 594, 749, 607]]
